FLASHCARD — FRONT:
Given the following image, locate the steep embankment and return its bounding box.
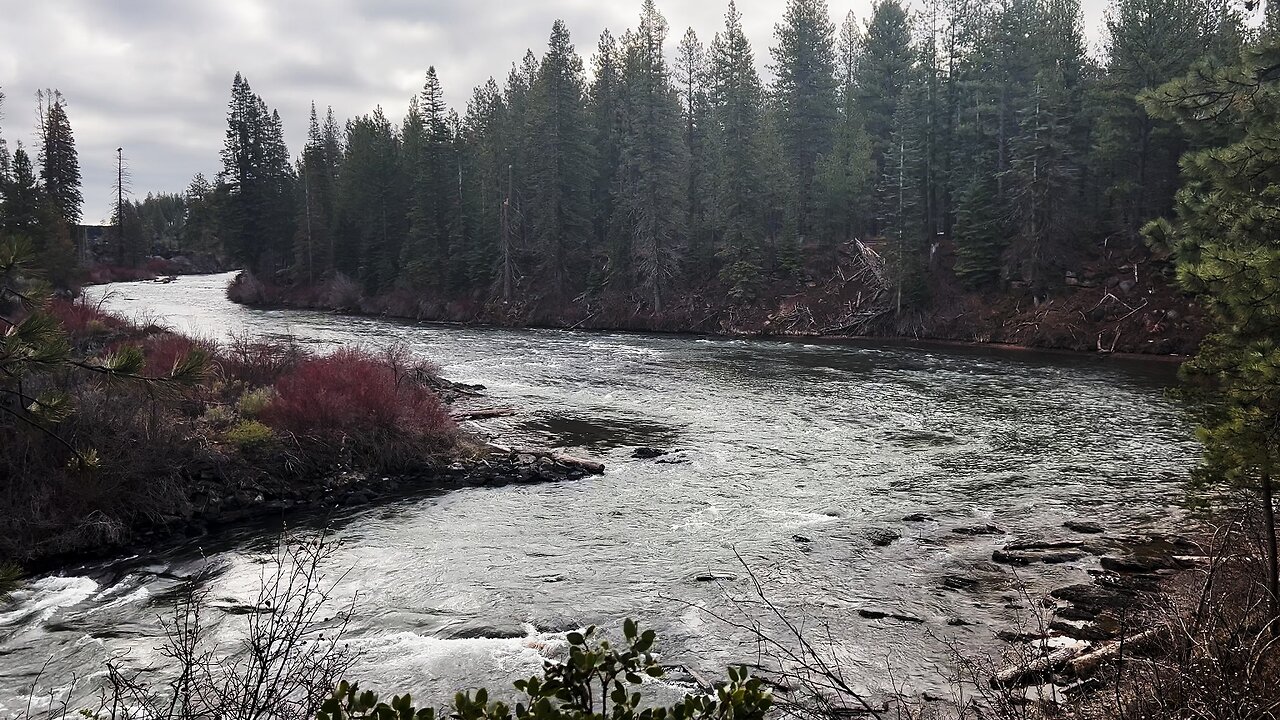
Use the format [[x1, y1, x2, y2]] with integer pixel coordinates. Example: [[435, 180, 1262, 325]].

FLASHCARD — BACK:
[[231, 237, 1205, 356]]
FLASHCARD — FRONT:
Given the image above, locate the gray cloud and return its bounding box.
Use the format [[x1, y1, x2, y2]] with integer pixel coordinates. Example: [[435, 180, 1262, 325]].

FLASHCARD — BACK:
[[0, 0, 1112, 223]]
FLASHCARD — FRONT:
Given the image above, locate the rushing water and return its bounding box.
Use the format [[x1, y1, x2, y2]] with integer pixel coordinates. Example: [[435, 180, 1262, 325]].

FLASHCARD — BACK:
[[0, 272, 1199, 714]]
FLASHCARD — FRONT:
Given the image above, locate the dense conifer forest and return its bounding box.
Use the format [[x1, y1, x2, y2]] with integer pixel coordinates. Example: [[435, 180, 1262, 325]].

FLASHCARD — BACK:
[[195, 0, 1252, 336]]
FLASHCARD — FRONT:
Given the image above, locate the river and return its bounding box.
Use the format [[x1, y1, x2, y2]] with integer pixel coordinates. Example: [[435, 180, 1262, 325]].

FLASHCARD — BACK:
[[0, 272, 1199, 715]]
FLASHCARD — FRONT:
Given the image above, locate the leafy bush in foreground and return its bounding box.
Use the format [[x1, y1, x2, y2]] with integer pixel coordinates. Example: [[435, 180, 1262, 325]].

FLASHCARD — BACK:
[[318, 621, 772, 720]]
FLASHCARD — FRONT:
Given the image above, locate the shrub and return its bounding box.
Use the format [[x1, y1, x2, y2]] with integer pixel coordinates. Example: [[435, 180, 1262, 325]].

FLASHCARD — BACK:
[[139, 333, 212, 375], [47, 298, 127, 339], [220, 333, 307, 386], [224, 420, 275, 451], [262, 348, 457, 466], [236, 387, 275, 419], [322, 273, 362, 309], [202, 404, 236, 428], [319, 622, 772, 720]]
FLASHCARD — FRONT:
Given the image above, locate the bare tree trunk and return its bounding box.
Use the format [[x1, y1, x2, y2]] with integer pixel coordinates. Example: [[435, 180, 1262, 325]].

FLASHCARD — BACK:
[[1263, 471, 1279, 624]]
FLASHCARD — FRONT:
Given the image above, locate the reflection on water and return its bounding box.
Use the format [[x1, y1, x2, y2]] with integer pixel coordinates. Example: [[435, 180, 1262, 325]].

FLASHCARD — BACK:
[[0, 272, 1197, 714]]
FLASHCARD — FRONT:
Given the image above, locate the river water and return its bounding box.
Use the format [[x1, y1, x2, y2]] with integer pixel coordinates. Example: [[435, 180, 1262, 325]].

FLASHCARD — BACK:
[[0, 272, 1199, 715]]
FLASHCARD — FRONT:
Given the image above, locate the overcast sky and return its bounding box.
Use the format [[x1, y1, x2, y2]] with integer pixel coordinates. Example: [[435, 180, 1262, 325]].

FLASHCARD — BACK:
[[0, 0, 1114, 224]]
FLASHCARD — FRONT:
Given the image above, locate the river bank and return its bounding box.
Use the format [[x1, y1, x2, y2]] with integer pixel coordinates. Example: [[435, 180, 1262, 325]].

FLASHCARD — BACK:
[[225, 238, 1205, 357], [0, 296, 604, 571], [0, 273, 1204, 714]]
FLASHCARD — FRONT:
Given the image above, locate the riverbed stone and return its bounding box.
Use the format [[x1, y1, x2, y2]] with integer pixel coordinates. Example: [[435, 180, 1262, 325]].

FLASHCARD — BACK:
[[1050, 584, 1133, 612], [952, 524, 1003, 536], [1100, 555, 1177, 574], [865, 527, 901, 547]]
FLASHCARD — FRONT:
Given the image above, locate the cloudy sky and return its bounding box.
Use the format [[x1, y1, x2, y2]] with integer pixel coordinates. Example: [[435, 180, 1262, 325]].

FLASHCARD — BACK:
[[1, 0, 1114, 224]]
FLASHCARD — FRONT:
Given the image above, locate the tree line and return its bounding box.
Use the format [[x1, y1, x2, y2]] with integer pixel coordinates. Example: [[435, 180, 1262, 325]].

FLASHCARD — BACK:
[[205, 0, 1248, 313], [0, 89, 84, 288]]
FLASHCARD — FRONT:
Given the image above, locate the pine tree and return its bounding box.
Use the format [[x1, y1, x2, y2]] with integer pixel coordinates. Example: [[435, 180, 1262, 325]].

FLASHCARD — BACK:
[[814, 11, 875, 248], [3, 146, 42, 234], [854, 0, 914, 236], [708, 1, 768, 298], [402, 68, 460, 292], [217, 73, 296, 274], [338, 108, 408, 294], [298, 103, 341, 282], [182, 173, 220, 254], [1143, 39, 1280, 619], [877, 86, 930, 312], [1091, 0, 1242, 240], [1004, 67, 1082, 290], [675, 27, 715, 278], [618, 0, 688, 312], [457, 78, 508, 291], [0, 89, 10, 188], [588, 30, 627, 281], [35, 90, 82, 226], [770, 0, 839, 240], [527, 20, 595, 302]]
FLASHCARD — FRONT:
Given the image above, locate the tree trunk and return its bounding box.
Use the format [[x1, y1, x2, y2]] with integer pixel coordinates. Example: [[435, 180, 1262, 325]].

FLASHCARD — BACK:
[[1263, 471, 1279, 624]]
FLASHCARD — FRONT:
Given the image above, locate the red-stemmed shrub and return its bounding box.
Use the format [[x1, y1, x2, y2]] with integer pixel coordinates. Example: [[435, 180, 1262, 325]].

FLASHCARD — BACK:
[[138, 333, 212, 375], [219, 333, 308, 387], [47, 298, 129, 339], [261, 348, 457, 468]]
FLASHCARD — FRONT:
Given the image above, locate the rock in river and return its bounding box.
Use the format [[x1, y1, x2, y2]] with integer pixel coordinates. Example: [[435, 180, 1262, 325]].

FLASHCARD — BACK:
[[1064, 520, 1105, 534], [952, 524, 1003, 536], [865, 527, 902, 547]]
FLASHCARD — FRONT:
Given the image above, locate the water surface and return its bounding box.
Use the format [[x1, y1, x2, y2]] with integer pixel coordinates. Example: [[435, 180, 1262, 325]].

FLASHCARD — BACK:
[[0, 273, 1197, 714]]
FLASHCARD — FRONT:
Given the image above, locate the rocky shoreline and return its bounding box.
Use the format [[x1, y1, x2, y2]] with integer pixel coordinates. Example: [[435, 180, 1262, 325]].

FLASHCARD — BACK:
[[19, 446, 604, 578]]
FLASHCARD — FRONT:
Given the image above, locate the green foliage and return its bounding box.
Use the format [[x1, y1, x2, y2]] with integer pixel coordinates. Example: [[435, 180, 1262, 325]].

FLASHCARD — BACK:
[[202, 403, 236, 428], [317, 622, 771, 720], [223, 419, 275, 451], [36, 89, 82, 226], [236, 386, 274, 419], [527, 21, 596, 302], [1143, 35, 1280, 608], [218, 73, 296, 274], [771, 0, 839, 238], [1142, 40, 1280, 482], [197, 0, 1241, 318]]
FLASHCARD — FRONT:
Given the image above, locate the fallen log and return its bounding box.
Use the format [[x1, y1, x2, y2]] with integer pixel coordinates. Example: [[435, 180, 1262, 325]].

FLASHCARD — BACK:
[[488, 445, 606, 475], [991, 643, 1087, 688], [453, 407, 518, 421], [1067, 626, 1170, 679]]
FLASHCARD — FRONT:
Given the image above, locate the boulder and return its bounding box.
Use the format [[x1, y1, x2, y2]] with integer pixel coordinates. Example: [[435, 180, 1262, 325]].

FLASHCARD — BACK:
[[1050, 584, 1133, 612], [865, 528, 902, 547]]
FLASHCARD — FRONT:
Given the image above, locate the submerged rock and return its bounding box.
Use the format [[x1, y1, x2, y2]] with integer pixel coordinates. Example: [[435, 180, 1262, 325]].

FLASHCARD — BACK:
[[632, 447, 669, 459], [902, 512, 934, 522], [865, 528, 902, 547], [952, 524, 1003, 536]]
